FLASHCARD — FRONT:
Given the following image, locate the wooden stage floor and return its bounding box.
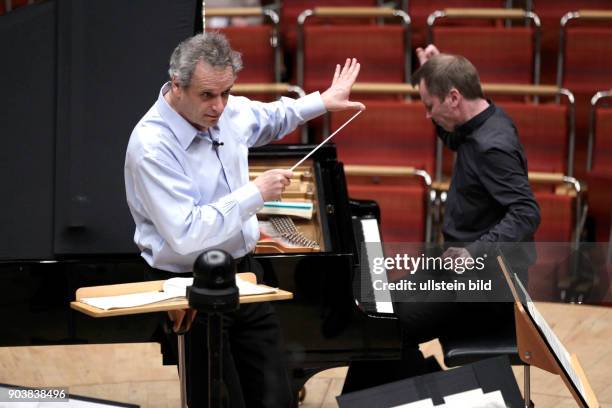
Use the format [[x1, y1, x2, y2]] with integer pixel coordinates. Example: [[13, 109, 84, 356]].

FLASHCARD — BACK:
[[1, 302, 610, 407]]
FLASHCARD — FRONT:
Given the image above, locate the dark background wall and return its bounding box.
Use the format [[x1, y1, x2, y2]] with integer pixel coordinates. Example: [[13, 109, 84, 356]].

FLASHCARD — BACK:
[[0, 0, 197, 260], [1, 1, 56, 260]]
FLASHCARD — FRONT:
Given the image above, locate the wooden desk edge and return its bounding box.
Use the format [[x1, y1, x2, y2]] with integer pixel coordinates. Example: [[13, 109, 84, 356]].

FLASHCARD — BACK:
[[71, 273, 292, 318], [70, 288, 292, 318]]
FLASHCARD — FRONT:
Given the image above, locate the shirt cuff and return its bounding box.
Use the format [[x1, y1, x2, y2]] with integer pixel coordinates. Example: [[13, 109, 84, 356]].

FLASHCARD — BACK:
[[232, 181, 264, 221], [295, 91, 327, 123]]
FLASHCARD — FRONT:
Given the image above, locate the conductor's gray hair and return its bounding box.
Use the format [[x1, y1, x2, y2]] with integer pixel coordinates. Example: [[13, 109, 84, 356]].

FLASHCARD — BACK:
[[168, 32, 243, 87]]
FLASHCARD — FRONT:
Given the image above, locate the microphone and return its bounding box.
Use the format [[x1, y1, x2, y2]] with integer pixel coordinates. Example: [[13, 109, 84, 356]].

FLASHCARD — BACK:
[[212, 140, 224, 148]]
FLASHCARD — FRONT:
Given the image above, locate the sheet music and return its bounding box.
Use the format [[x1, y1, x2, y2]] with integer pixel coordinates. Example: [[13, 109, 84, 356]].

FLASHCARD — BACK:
[[477, 390, 507, 408], [361, 218, 394, 314], [391, 398, 435, 408], [79, 291, 178, 310], [164, 277, 277, 297], [79, 276, 276, 310], [437, 389, 507, 408], [441, 388, 484, 407], [387, 388, 507, 408], [514, 275, 585, 397]]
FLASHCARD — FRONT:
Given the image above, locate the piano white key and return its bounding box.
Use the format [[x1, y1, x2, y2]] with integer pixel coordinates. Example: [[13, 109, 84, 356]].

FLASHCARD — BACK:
[[360, 218, 394, 314]]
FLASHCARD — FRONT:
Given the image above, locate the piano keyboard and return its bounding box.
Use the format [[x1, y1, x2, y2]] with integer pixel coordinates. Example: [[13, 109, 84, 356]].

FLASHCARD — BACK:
[[354, 217, 394, 315]]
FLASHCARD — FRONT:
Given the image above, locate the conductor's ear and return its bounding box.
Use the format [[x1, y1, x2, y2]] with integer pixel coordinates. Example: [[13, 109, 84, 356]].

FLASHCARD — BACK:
[[448, 88, 461, 107], [170, 77, 181, 92]]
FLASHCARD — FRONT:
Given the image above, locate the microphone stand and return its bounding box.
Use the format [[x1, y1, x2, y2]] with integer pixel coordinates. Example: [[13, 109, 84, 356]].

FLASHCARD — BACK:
[[187, 249, 239, 408]]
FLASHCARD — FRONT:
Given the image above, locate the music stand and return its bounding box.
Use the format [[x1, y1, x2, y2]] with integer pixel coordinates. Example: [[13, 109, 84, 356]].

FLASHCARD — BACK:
[[497, 254, 599, 408]]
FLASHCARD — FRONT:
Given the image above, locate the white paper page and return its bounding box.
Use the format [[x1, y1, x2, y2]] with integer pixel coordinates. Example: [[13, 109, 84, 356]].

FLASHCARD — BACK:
[[236, 277, 277, 295], [514, 276, 585, 396], [79, 291, 176, 310], [442, 388, 484, 408], [391, 397, 435, 408], [163, 276, 277, 297], [473, 390, 507, 408], [79, 275, 278, 311]]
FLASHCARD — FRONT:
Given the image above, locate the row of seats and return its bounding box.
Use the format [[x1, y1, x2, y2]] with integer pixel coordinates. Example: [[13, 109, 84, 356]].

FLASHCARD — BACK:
[[234, 85, 609, 248], [337, 90, 612, 244], [219, 5, 611, 252], [212, 6, 612, 178], [212, 4, 612, 87]]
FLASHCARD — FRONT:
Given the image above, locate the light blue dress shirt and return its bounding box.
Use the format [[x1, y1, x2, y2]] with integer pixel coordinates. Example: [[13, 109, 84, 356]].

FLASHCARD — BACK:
[[125, 82, 326, 272]]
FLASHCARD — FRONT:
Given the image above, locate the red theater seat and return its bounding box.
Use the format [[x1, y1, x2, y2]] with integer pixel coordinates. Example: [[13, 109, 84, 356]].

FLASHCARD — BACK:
[[297, 7, 410, 139], [590, 105, 612, 175], [585, 97, 612, 241], [331, 98, 434, 242], [330, 101, 435, 174], [563, 27, 612, 92], [427, 9, 541, 85], [301, 25, 408, 93], [534, 191, 575, 242], [498, 102, 570, 174], [297, 7, 410, 91], [280, 0, 377, 62], [529, 189, 577, 301], [534, 0, 612, 84], [217, 26, 277, 83], [405, 0, 504, 48], [558, 12, 612, 178], [206, 7, 280, 83], [326, 87, 433, 243], [348, 183, 428, 243], [435, 26, 534, 84]]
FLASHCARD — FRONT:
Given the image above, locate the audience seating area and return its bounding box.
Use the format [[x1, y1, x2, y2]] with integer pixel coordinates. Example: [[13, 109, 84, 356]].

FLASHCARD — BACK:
[[193, 0, 609, 251]]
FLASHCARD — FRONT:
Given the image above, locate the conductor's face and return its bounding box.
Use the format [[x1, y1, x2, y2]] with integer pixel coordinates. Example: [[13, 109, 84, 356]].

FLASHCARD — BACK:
[[418, 79, 455, 132], [171, 61, 235, 131]]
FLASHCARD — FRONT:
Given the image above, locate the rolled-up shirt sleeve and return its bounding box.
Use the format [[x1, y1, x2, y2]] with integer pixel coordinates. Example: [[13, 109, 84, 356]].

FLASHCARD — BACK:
[[132, 152, 263, 255]]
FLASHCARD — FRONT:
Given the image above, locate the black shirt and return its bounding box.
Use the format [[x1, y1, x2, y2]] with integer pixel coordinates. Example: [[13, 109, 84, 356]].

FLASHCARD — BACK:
[[437, 102, 541, 260]]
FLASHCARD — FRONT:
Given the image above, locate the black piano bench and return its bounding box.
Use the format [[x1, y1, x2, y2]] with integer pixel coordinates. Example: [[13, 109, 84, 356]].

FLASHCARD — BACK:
[[439, 332, 534, 408]]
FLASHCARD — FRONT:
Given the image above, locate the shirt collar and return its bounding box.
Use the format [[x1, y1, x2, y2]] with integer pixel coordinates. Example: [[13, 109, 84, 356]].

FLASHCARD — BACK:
[[156, 82, 202, 150], [455, 99, 495, 138]]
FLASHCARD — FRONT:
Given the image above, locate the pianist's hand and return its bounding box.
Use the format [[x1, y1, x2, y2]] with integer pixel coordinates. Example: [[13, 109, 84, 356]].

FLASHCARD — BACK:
[[416, 44, 440, 66], [168, 308, 197, 333], [254, 169, 293, 202], [442, 247, 473, 275], [321, 58, 365, 112]]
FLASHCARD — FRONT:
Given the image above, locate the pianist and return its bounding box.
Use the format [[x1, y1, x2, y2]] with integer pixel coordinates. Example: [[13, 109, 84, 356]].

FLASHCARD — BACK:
[[394, 46, 541, 371], [124, 32, 363, 407]]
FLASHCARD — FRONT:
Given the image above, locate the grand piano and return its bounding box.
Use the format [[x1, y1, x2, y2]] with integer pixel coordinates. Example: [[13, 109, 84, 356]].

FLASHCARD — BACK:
[[1, 1, 402, 392], [0, 144, 402, 391]]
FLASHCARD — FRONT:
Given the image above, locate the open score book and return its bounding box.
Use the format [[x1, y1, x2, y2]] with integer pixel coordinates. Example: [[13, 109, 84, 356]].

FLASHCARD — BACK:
[[79, 276, 277, 311]]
